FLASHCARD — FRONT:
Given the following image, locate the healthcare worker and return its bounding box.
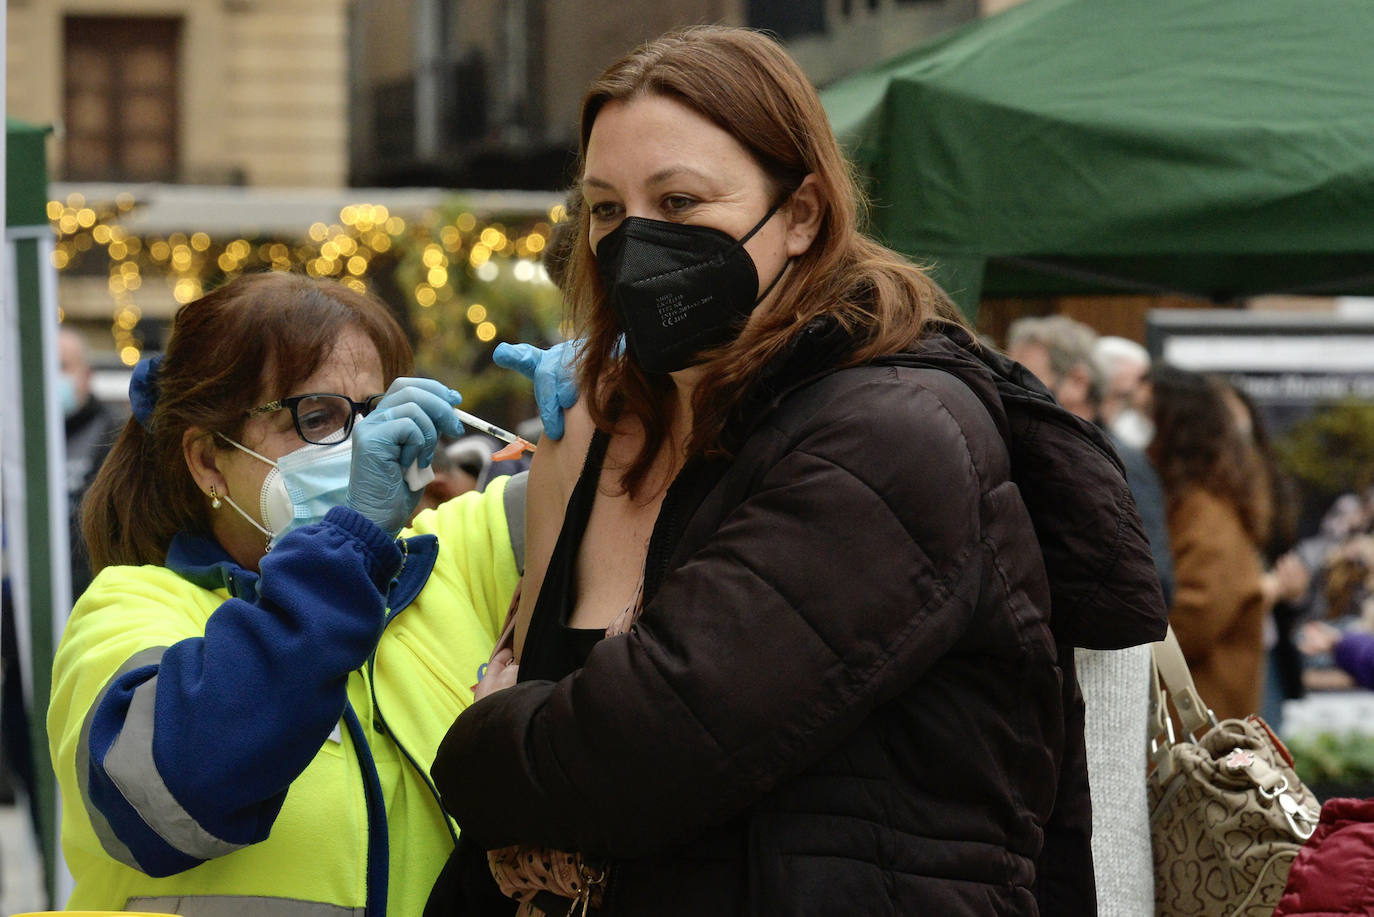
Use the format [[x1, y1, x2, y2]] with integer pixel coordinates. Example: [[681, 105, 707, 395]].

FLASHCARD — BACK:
[[49, 271, 526, 917]]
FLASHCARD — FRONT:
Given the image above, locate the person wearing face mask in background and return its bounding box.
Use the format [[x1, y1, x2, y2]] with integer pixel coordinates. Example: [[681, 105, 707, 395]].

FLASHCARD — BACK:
[[1215, 379, 1310, 733], [1003, 315, 1172, 917], [1007, 317, 1173, 606], [58, 327, 124, 593], [0, 329, 123, 874], [47, 271, 540, 917], [429, 26, 1166, 917], [1093, 335, 1154, 451]]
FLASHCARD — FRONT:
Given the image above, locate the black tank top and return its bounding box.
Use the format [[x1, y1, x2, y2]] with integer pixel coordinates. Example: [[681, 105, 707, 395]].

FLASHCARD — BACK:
[[519, 429, 613, 682]]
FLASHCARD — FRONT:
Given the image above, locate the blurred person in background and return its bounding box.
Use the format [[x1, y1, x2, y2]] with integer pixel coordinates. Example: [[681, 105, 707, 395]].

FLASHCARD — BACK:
[[1093, 335, 1153, 451], [1148, 366, 1275, 720], [1215, 379, 1310, 731], [1299, 561, 1374, 691], [59, 327, 124, 517], [0, 328, 122, 879], [1007, 316, 1173, 603], [1006, 314, 1169, 917], [56, 328, 124, 619], [1006, 316, 1097, 417], [1295, 487, 1374, 688]]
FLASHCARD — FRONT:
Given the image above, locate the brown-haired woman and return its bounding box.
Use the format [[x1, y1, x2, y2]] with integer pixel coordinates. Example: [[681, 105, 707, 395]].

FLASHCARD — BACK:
[[49, 272, 526, 916], [1147, 365, 1278, 721], [432, 26, 1165, 916]]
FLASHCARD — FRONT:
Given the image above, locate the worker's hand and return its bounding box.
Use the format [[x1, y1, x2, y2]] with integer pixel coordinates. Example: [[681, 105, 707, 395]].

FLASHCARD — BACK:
[[493, 341, 579, 440], [348, 377, 464, 534], [474, 647, 519, 701]]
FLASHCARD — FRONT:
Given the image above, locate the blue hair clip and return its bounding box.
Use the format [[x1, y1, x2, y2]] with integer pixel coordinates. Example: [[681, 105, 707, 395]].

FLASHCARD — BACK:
[[129, 353, 164, 429]]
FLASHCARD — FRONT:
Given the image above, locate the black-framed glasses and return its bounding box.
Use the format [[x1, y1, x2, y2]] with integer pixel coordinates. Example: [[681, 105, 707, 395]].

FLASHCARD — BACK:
[[245, 392, 386, 445]]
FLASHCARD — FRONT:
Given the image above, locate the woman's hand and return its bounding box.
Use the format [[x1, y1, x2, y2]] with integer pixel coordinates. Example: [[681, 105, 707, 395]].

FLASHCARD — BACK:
[[349, 377, 464, 533], [475, 647, 519, 701]]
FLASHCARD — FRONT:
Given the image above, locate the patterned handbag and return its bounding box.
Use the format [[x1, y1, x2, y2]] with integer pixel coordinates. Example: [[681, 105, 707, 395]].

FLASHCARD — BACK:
[[1147, 627, 1320, 916]]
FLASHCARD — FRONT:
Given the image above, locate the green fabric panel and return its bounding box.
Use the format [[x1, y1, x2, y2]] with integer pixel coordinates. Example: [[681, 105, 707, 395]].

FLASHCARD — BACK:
[[15, 237, 59, 903], [9, 117, 59, 901], [822, 0, 1374, 297], [925, 253, 986, 319], [7, 119, 52, 227]]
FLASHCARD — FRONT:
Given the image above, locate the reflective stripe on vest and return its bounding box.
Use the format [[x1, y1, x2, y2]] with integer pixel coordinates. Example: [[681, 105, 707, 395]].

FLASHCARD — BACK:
[[79, 645, 250, 867], [75, 646, 195, 870], [104, 669, 250, 861], [128, 894, 365, 917]]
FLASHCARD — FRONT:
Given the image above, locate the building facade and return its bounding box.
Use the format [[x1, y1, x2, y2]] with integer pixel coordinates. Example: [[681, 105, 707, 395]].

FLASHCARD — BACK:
[[12, 0, 1002, 368], [9, 0, 1000, 191], [350, 0, 982, 189], [8, 0, 351, 187]]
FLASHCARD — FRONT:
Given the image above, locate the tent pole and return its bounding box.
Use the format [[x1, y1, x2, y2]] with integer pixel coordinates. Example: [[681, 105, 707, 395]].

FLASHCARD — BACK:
[[10, 223, 68, 906]]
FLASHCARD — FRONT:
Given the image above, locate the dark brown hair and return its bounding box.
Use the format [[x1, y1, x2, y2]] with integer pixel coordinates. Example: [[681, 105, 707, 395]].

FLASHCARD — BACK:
[[1218, 378, 1296, 561], [83, 272, 413, 571], [1148, 365, 1272, 546], [543, 191, 583, 294], [564, 25, 964, 496]]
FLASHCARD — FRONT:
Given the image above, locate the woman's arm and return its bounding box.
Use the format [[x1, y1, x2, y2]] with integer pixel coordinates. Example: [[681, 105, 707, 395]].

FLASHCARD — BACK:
[[51, 508, 400, 877], [512, 400, 594, 659]]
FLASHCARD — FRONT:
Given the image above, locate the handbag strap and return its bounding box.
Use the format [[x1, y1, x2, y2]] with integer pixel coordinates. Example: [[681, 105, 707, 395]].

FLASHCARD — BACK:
[[1146, 639, 1179, 781], [1147, 642, 1169, 746], [1150, 626, 1218, 739]]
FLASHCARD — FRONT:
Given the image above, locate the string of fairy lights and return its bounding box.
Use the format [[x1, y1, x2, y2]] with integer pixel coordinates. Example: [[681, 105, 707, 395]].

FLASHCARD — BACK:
[[46, 192, 570, 372]]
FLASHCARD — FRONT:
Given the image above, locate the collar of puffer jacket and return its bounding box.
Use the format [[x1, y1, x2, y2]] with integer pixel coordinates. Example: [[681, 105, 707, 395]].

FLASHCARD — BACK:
[[735, 317, 1168, 651]]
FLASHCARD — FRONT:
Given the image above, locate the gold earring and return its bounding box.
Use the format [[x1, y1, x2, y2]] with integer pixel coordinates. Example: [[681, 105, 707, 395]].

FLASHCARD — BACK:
[[209, 485, 222, 510]]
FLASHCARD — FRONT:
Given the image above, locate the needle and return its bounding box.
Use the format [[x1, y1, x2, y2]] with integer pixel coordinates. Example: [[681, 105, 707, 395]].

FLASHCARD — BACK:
[[454, 408, 537, 454]]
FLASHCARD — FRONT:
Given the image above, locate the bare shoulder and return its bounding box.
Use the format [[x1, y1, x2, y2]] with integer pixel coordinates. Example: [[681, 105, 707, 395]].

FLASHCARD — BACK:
[[514, 397, 594, 657], [534, 399, 595, 505]]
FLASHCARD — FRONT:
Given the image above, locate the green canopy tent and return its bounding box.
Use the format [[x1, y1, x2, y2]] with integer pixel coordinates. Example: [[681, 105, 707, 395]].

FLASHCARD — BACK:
[[3, 116, 64, 906], [821, 0, 1374, 315]]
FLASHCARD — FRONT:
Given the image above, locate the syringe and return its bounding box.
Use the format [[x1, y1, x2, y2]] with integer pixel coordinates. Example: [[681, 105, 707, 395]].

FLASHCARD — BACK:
[[455, 408, 538, 456], [405, 407, 537, 491]]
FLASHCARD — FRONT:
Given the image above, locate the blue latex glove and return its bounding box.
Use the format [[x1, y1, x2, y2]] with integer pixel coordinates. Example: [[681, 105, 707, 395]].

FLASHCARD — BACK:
[[348, 377, 464, 534], [493, 340, 579, 440]]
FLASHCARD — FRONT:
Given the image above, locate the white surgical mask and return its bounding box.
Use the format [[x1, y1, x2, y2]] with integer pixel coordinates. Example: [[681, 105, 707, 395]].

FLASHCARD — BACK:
[[216, 434, 353, 550], [1111, 408, 1155, 451]]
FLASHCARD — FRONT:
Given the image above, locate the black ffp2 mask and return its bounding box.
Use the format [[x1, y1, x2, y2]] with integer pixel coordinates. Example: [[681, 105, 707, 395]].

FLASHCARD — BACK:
[[595, 205, 784, 374]]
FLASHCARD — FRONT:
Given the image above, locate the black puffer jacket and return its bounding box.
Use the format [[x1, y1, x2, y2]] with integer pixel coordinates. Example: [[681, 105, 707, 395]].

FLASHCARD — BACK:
[[435, 323, 1166, 916]]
